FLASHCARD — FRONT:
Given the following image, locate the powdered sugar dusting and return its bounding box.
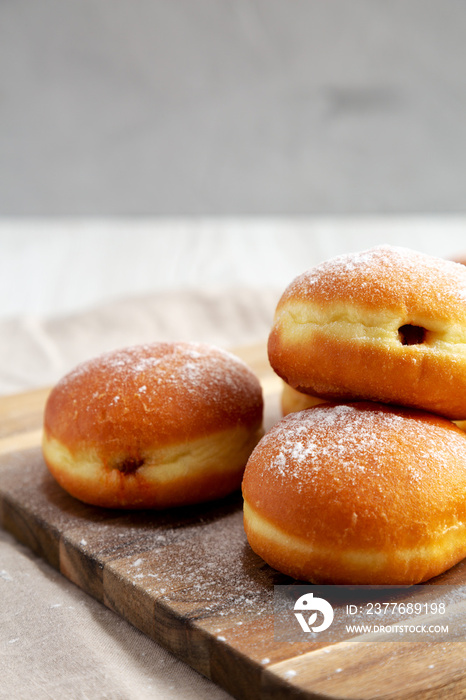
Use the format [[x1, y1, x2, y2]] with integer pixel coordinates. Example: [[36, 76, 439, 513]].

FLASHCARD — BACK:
[[56, 342, 256, 403], [254, 403, 466, 491], [47, 341, 263, 445], [283, 245, 466, 315]]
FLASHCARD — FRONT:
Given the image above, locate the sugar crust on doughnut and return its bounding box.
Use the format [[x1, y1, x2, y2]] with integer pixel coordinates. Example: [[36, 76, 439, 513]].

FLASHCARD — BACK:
[[268, 245, 466, 419], [281, 381, 466, 437], [242, 402, 466, 585], [43, 342, 263, 509]]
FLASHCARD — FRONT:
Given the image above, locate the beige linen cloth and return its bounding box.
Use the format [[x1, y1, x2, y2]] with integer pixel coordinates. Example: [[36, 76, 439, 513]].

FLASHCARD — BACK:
[[0, 288, 280, 700]]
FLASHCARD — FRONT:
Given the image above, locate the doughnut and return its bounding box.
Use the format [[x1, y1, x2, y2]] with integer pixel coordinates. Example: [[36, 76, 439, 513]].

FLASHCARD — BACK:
[[42, 342, 263, 509], [452, 254, 466, 266], [280, 382, 466, 441], [281, 382, 325, 416], [242, 402, 466, 585], [268, 245, 466, 420]]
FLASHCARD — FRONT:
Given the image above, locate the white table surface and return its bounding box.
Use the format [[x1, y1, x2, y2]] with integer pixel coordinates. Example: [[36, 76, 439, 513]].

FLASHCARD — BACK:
[[1, 216, 466, 324]]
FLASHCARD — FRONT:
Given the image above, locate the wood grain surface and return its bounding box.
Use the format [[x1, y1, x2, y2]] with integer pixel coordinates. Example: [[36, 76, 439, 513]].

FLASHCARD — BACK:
[[0, 344, 465, 700]]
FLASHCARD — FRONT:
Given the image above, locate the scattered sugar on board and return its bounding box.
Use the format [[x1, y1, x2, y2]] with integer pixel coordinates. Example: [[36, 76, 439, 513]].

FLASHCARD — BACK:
[[121, 510, 273, 621], [284, 669, 297, 679]]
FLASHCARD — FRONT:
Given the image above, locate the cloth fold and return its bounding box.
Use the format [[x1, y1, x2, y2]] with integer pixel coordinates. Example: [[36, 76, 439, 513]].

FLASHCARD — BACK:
[[0, 287, 280, 395]]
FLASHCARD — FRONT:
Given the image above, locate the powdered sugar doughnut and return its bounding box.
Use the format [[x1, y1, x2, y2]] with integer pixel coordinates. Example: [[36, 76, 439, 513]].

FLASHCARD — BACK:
[[43, 342, 263, 509], [268, 245, 466, 419], [242, 402, 466, 585]]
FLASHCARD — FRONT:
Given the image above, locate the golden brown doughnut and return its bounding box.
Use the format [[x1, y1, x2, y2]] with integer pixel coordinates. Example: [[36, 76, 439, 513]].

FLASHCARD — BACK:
[[451, 254, 466, 266], [268, 245, 466, 420], [242, 402, 466, 585], [43, 342, 263, 509], [281, 382, 326, 415]]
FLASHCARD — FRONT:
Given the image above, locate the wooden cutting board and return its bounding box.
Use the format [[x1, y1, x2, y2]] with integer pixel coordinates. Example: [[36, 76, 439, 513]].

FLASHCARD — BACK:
[[1, 343, 465, 700]]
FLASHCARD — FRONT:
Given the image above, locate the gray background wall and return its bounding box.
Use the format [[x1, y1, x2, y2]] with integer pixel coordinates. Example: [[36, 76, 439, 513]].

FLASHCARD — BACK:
[[2, 0, 466, 216]]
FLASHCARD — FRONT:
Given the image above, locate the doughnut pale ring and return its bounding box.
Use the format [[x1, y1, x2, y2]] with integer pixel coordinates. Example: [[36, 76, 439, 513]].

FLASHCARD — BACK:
[[43, 342, 263, 509], [281, 381, 326, 416], [268, 245, 466, 420], [242, 402, 466, 585]]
